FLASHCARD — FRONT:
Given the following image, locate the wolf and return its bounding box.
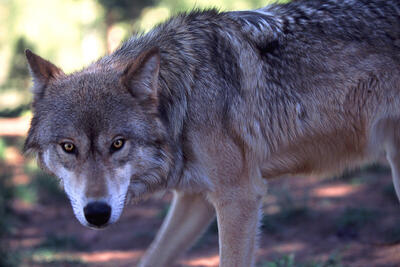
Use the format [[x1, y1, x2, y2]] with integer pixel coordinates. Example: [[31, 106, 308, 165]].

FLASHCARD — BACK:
[[24, 0, 400, 266]]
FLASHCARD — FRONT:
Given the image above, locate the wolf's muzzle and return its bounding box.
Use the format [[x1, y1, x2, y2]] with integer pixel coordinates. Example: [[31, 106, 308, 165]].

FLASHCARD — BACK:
[[83, 201, 111, 228]]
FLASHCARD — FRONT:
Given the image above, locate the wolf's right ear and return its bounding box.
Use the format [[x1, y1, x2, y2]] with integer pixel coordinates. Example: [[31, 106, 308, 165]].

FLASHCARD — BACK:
[[120, 47, 160, 105], [25, 49, 64, 97]]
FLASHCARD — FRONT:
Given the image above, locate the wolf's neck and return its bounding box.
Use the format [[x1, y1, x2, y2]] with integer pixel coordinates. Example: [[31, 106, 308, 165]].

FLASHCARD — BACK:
[[109, 11, 224, 138], [101, 10, 242, 188]]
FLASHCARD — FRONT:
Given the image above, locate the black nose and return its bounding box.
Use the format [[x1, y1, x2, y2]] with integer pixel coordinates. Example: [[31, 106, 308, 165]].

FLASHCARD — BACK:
[[84, 202, 111, 227]]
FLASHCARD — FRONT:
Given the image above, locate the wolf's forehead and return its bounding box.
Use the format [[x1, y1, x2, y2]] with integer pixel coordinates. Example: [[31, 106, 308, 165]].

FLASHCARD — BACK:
[[49, 105, 128, 135], [53, 72, 123, 101], [50, 77, 132, 119], [45, 97, 143, 141], [41, 73, 147, 141]]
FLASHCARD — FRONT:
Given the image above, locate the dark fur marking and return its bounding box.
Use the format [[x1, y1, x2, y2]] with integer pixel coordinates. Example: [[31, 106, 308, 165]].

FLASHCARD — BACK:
[[258, 40, 280, 56]]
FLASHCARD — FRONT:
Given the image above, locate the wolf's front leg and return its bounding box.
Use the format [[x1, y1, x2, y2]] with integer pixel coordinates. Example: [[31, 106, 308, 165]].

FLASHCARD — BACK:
[[387, 152, 400, 201], [138, 191, 215, 267], [211, 188, 263, 267]]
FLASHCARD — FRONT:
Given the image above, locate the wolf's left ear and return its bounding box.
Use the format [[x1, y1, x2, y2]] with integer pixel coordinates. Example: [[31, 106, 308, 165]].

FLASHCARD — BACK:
[[25, 49, 64, 97], [120, 47, 160, 104]]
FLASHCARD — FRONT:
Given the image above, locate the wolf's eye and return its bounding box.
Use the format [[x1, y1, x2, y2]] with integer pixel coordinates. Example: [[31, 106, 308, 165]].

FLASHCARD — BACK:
[[111, 139, 125, 151], [61, 142, 76, 154]]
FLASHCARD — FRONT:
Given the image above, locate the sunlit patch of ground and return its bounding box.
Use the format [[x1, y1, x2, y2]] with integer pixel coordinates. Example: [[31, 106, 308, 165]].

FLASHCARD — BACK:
[[270, 242, 305, 254], [75, 250, 143, 265], [312, 184, 360, 198], [373, 244, 400, 267], [181, 254, 220, 267], [0, 116, 30, 137]]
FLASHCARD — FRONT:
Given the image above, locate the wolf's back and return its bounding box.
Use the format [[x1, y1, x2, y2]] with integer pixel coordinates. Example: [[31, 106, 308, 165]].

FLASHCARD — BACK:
[[229, 0, 400, 48]]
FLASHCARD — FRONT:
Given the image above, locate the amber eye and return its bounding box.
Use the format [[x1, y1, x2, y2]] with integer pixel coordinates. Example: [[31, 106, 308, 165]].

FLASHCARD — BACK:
[[111, 139, 125, 151], [61, 142, 75, 153]]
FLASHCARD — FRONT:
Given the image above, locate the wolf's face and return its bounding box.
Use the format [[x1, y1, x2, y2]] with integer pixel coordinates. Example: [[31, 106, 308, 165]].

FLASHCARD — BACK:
[[24, 49, 171, 228]]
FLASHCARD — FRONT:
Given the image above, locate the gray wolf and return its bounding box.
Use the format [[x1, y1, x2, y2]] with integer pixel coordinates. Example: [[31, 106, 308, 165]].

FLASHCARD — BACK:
[[24, 0, 400, 266]]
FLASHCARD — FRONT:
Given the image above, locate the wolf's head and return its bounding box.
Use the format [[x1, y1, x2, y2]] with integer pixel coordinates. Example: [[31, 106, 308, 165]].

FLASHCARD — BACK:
[[24, 48, 172, 228]]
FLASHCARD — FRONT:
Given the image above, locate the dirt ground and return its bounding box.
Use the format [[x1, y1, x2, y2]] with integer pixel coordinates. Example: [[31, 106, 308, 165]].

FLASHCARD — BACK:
[[3, 135, 400, 267]]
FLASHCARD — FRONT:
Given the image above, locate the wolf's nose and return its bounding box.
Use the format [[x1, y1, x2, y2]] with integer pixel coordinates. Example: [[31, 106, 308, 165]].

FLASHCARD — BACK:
[[84, 202, 111, 227]]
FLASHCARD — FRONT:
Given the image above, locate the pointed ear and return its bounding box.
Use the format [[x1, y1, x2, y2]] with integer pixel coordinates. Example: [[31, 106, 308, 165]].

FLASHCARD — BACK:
[[25, 49, 64, 96], [23, 116, 40, 155], [120, 47, 160, 103]]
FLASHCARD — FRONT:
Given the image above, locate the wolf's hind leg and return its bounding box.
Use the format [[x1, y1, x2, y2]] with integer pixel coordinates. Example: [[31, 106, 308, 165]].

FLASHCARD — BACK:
[[138, 191, 215, 267], [377, 118, 400, 202]]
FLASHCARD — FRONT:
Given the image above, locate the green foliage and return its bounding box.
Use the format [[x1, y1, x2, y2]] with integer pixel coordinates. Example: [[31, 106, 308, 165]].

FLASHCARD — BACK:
[[261, 205, 310, 234], [261, 254, 295, 267], [262, 186, 311, 234], [383, 183, 398, 203], [157, 203, 170, 219], [1, 136, 25, 149], [0, 138, 6, 160], [132, 230, 156, 241], [13, 164, 66, 205], [0, 250, 19, 267], [21, 161, 67, 204], [362, 164, 391, 174], [0, 164, 19, 266], [97, 0, 157, 21], [335, 207, 378, 239], [0, 167, 15, 232], [14, 183, 37, 204], [337, 164, 390, 185], [192, 218, 218, 249], [31, 171, 67, 204], [27, 249, 87, 266], [304, 252, 344, 267], [259, 252, 344, 267], [21, 234, 87, 266], [0, 103, 31, 118], [7, 37, 32, 89], [0, 36, 32, 117], [383, 224, 400, 244], [158, 0, 288, 13], [36, 234, 86, 251]]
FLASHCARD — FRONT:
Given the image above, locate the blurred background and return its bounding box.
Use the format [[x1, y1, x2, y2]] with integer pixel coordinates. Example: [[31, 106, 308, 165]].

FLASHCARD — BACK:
[[1, 0, 400, 266]]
